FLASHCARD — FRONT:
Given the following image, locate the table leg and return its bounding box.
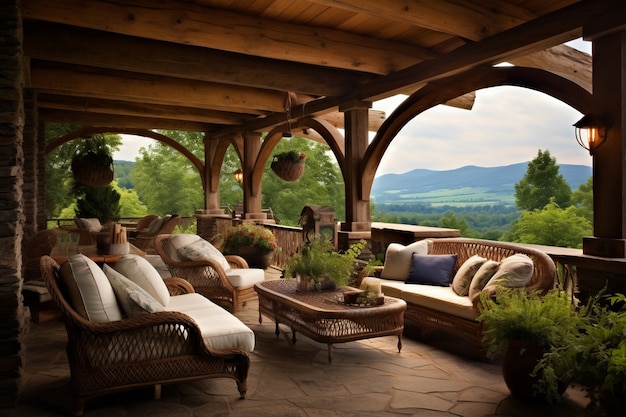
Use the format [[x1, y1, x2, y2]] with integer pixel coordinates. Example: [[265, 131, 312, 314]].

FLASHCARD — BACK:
[[397, 335, 402, 352], [275, 320, 280, 337], [327, 344, 333, 363], [258, 311, 263, 324], [291, 330, 297, 344]]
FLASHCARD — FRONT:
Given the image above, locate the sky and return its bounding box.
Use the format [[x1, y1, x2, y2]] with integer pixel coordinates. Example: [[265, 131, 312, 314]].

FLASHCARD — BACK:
[[114, 40, 593, 176]]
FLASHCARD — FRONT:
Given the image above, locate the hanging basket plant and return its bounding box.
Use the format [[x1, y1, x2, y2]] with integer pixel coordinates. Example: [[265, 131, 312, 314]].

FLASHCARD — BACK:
[[271, 150, 306, 182], [71, 149, 114, 187]]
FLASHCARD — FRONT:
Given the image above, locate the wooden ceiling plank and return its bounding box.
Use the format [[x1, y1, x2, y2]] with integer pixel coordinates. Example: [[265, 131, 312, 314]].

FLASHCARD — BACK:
[[22, 0, 426, 74], [23, 22, 374, 97], [39, 108, 211, 131], [30, 62, 287, 113]]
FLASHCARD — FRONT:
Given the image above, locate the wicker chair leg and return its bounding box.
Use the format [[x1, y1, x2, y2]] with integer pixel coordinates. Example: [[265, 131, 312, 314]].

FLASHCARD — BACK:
[[74, 399, 85, 417], [154, 384, 162, 400]]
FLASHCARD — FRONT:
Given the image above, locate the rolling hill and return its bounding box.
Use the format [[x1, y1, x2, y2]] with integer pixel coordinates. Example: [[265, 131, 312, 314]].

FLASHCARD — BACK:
[[371, 163, 592, 207]]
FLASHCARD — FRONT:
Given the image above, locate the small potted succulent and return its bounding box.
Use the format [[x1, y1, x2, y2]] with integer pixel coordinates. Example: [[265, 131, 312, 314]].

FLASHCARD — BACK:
[[223, 222, 280, 269], [271, 150, 306, 181]]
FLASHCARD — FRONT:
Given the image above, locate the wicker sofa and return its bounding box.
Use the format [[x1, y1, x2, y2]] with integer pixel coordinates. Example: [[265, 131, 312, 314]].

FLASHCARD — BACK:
[[360, 237, 557, 356], [41, 254, 253, 416]]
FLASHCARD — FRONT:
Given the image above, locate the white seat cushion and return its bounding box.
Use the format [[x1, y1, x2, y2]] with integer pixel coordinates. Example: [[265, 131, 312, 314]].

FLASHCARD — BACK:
[[114, 254, 170, 306], [400, 284, 477, 321], [164, 293, 255, 352], [226, 268, 265, 287], [60, 254, 123, 322], [378, 279, 408, 298]]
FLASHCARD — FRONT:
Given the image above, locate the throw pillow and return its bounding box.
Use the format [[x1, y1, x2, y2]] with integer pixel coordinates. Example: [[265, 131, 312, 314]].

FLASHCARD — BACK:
[[114, 254, 171, 306], [104, 264, 164, 317], [76, 217, 102, 233], [468, 260, 501, 302], [178, 238, 231, 271], [60, 254, 123, 322], [405, 253, 457, 286], [143, 216, 164, 235], [451, 255, 487, 296], [483, 253, 534, 291], [380, 239, 432, 281]]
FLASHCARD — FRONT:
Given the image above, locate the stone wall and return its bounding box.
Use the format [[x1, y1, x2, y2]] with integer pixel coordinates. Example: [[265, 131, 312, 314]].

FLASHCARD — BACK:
[[0, 0, 27, 411]]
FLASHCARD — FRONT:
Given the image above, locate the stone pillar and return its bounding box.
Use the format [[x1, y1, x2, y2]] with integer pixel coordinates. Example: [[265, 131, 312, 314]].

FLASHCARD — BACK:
[[583, 27, 626, 258], [22, 89, 37, 241], [0, 0, 27, 410], [36, 121, 46, 230]]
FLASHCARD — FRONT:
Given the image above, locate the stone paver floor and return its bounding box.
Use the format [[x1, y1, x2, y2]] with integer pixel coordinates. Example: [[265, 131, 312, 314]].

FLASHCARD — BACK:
[[7, 262, 591, 417]]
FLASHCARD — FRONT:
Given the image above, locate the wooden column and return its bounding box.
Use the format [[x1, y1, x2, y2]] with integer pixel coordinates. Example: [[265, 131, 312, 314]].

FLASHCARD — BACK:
[[583, 28, 626, 258], [242, 131, 265, 220], [202, 133, 223, 214], [340, 100, 372, 232]]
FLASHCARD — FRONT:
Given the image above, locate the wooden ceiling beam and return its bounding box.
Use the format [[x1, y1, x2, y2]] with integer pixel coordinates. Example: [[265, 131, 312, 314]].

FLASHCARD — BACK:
[[22, 0, 426, 75], [216, 0, 618, 136], [39, 109, 211, 131], [37, 94, 252, 125], [23, 22, 374, 97], [305, 0, 523, 41], [29, 61, 285, 114]]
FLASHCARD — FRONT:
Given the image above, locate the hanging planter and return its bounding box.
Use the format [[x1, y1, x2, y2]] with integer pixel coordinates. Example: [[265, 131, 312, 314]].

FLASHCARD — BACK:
[[71, 149, 114, 187], [271, 151, 306, 182]]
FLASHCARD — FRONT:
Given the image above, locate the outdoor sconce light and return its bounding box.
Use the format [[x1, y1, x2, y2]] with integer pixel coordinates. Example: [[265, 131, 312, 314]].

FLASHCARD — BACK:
[[234, 168, 244, 184], [574, 114, 609, 156]]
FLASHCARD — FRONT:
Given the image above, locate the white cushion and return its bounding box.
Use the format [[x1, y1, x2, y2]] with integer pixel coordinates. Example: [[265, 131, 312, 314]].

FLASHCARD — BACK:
[[484, 254, 534, 291], [114, 254, 170, 306], [380, 240, 431, 281], [76, 217, 102, 232], [178, 238, 231, 271], [225, 268, 265, 287], [378, 279, 407, 298], [468, 260, 501, 302], [400, 284, 478, 321], [60, 254, 123, 322], [451, 255, 487, 296], [104, 264, 164, 317], [164, 293, 255, 352], [144, 216, 164, 235]]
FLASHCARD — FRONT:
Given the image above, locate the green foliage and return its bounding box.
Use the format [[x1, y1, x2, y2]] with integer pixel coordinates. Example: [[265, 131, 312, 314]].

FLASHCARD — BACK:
[[535, 293, 626, 413], [117, 185, 148, 218], [504, 199, 591, 248], [114, 161, 135, 189], [273, 150, 307, 163], [74, 185, 121, 223], [223, 222, 280, 253], [571, 176, 593, 222], [284, 235, 359, 287], [477, 289, 579, 360], [514, 149, 572, 211]]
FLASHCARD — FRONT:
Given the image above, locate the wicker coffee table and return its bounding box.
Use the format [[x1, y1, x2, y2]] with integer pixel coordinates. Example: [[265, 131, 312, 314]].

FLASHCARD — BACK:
[[254, 279, 407, 363]]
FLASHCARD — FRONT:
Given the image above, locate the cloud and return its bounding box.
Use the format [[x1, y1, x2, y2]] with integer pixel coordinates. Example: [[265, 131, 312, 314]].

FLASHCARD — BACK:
[[113, 135, 156, 161], [373, 86, 590, 175]]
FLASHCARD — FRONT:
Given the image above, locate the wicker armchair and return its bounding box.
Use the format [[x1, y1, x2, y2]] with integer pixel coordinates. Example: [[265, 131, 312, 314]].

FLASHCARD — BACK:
[[154, 234, 264, 313], [129, 214, 181, 254], [40, 255, 250, 416]]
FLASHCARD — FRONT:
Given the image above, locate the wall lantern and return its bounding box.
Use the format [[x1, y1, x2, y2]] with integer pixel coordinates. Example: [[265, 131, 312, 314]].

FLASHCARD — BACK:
[[234, 168, 244, 184], [574, 114, 609, 156]]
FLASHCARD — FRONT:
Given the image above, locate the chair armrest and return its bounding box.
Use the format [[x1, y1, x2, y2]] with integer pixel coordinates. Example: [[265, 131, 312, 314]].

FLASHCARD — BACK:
[[164, 277, 195, 295], [225, 255, 249, 269]]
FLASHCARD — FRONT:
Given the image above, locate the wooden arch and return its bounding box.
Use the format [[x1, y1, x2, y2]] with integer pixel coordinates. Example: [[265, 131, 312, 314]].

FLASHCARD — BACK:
[[361, 66, 595, 199], [45, 127, 206, 189], [251, 117, 345, 197]]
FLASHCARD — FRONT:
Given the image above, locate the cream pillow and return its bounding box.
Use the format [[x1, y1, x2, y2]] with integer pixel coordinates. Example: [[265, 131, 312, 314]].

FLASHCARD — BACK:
[[451, 255, 487, 296], [76, 217, 102, 232], [60, 254, 123, 322], [468, 260, 501, 302], [114, 254, 170, 306], [143, 216, 164, 235], [380, 240, 431, 281], [483, 253, 534, 291], [178, 238, 231, 271], [104, 265, 164, 317]]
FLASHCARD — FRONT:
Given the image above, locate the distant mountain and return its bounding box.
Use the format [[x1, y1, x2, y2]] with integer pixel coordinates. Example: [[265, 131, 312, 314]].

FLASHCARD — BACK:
[[371, 163, 592, 207]]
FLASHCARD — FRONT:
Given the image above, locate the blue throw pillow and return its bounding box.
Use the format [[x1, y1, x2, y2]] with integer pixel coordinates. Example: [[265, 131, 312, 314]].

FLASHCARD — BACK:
[[406, 253, 458, 286]]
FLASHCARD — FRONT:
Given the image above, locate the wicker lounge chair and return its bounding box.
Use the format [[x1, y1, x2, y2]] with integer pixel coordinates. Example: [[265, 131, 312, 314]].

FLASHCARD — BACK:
[[154, 234, 264, 313], [129, 214, 181, 254], [40, 255, 250, 416]]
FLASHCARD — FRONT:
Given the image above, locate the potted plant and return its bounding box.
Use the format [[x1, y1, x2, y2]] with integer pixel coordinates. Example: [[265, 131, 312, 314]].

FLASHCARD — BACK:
[[223, 222, 280, 269], [477, 287, 579, 402], [283, 236, 364, 291], [535, 293, 626, 416], [271, 150, 306, 181]]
